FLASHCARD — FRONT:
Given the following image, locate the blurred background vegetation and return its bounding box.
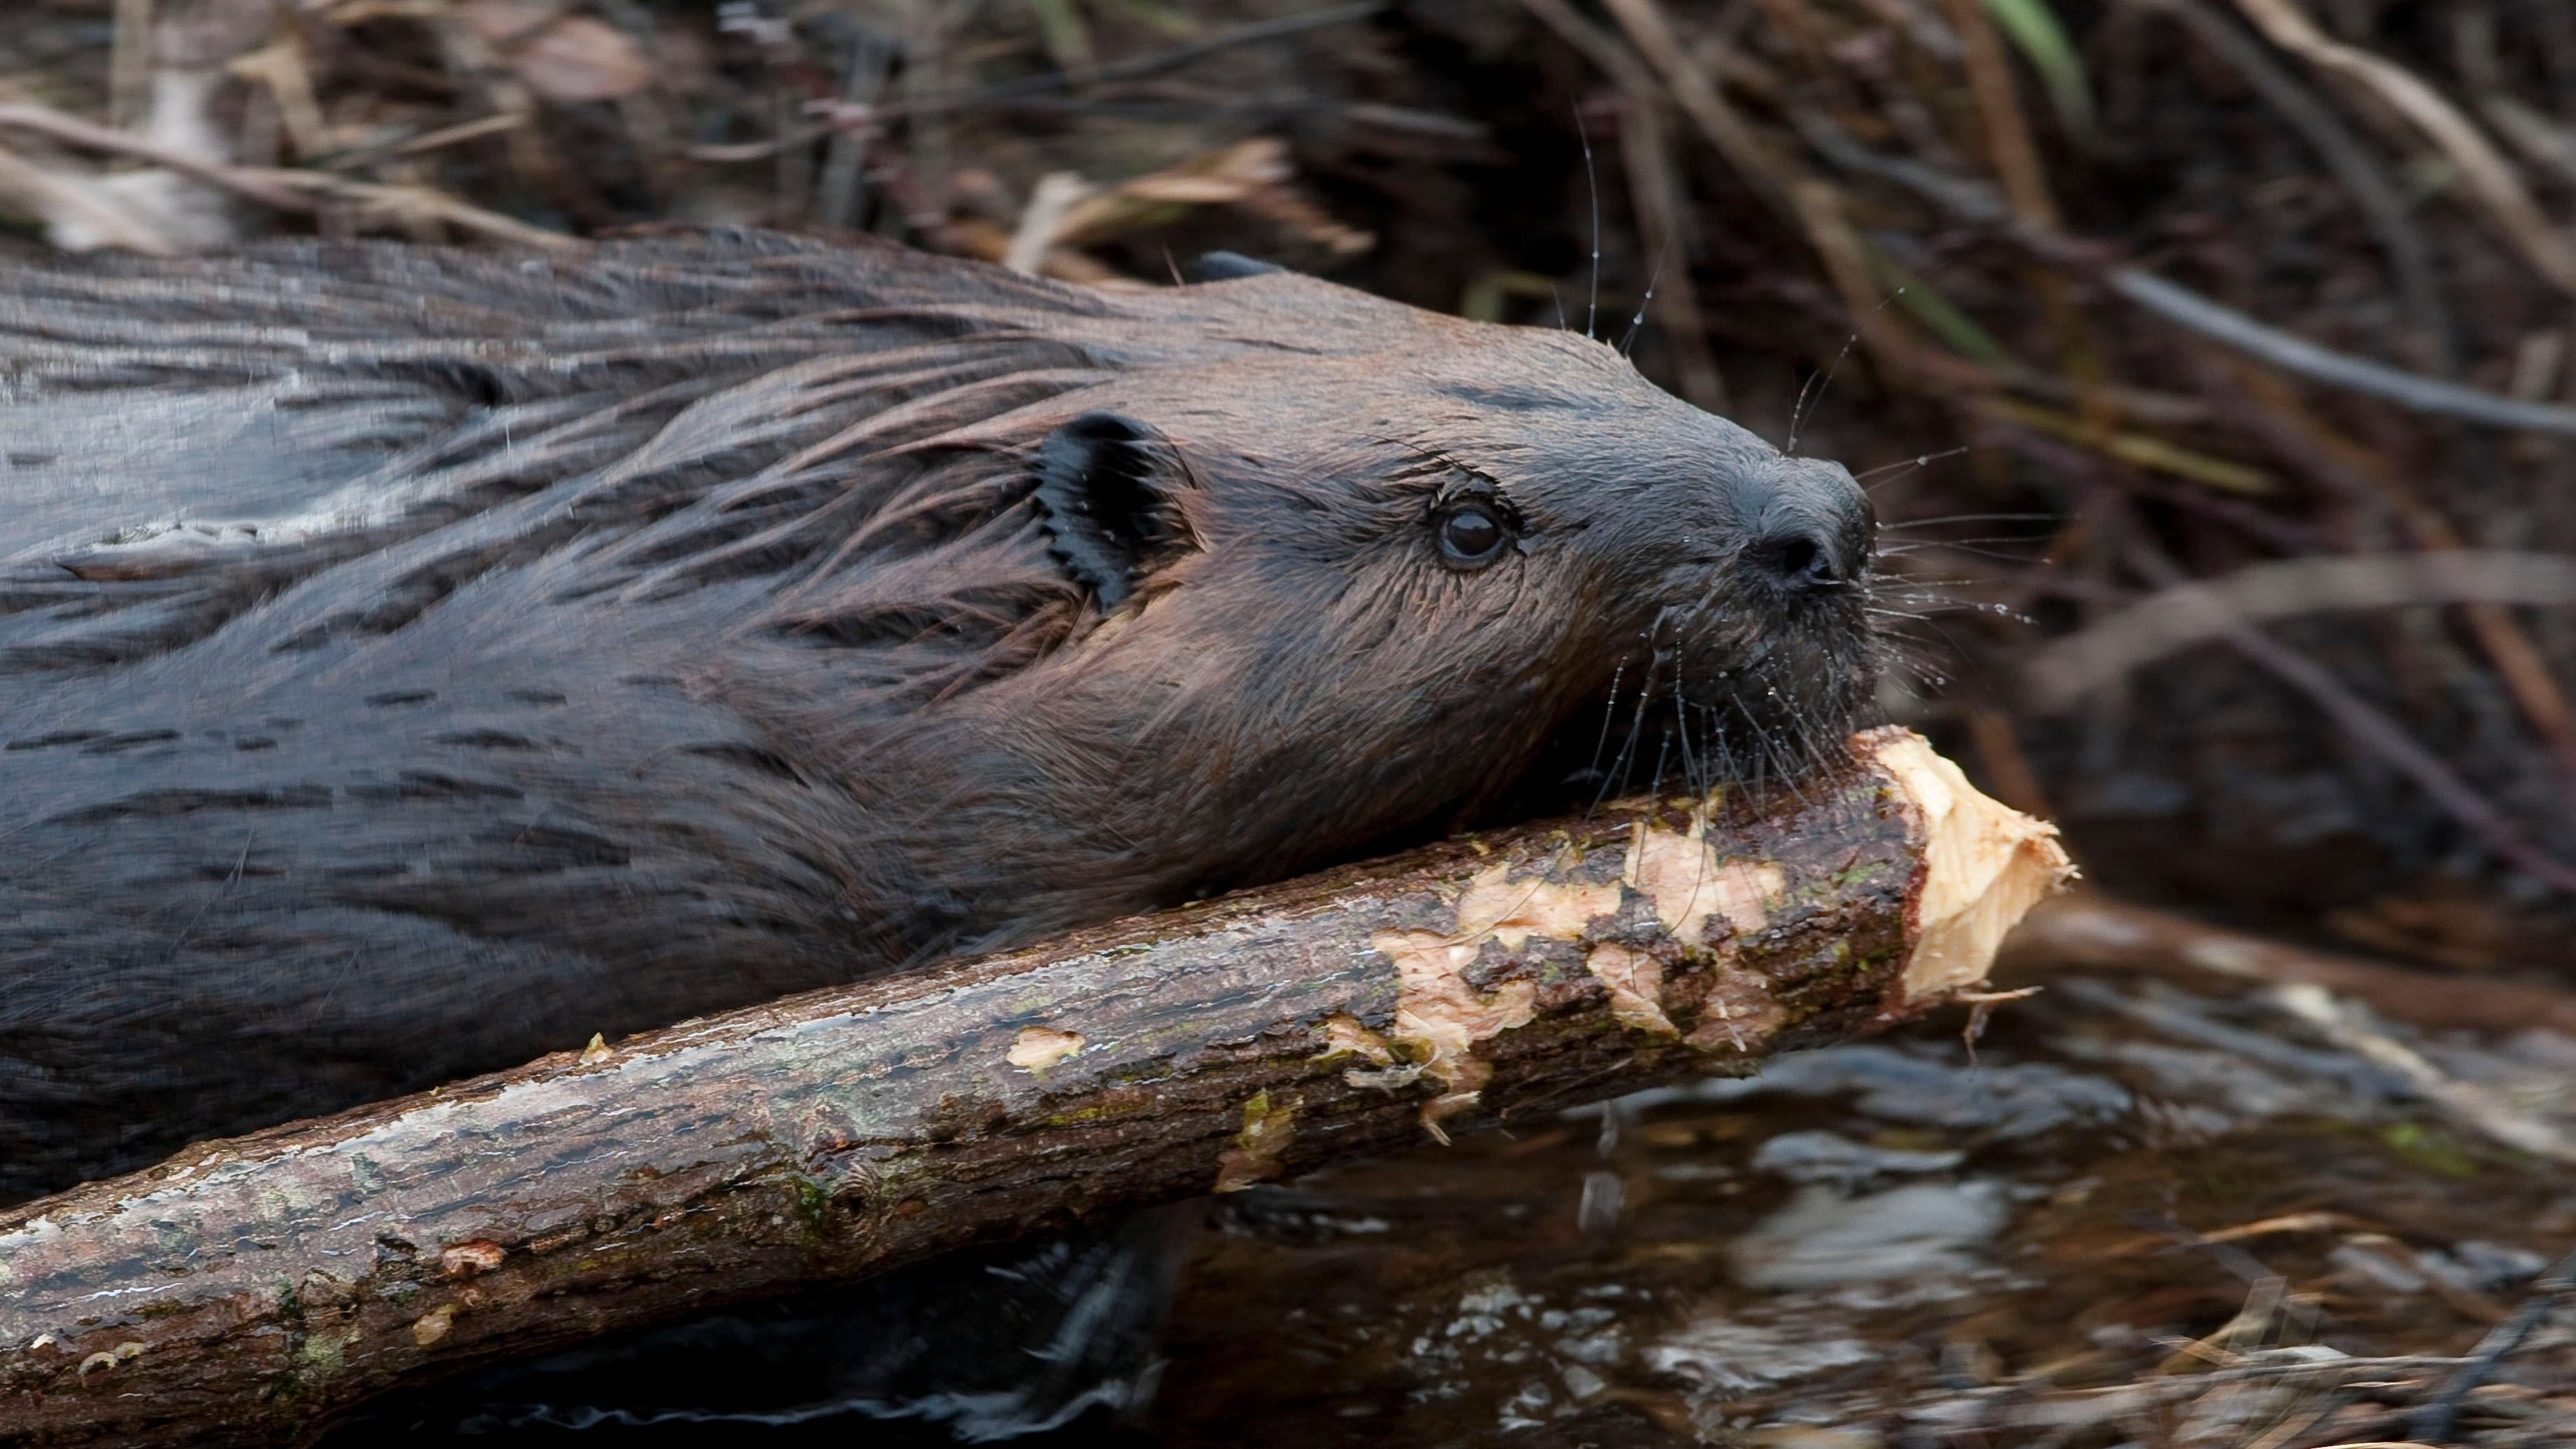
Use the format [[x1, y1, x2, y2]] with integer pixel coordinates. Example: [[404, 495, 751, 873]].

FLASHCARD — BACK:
[[15, 2, 2576, 1442], [19, 0, 2576, 973]]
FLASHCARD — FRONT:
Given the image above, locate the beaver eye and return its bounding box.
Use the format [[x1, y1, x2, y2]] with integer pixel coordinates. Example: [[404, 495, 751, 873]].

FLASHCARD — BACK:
[[1437, 505, 1509, 568]]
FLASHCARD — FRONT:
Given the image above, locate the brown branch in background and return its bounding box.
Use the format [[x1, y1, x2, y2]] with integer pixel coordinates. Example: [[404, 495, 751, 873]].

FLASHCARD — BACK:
[[1786, 177, 1944, 396], [224, 35, 328, 162], [0, 146, 175, 254], [238, 167, 584, 250], [2207, 362, 2576, 802], [0, 731, 2067, 1448], [1977, 393, 2273, 493], [2003, 893, 2576, 1037], [107, 0, 153, 133], [2484, 94, 2576, 191], [1789, 109, 2576, 437], [2162, 0, 2566, 825], [2024, 552, 2576, 709], [2114, 535, 2576, 896], [2149, 0, 2456, 372], [1617, 95, 1730, 412], [1594, 0, 1792, 221], [1938, 0, 2109, 415], [815, 25, 894, 231], [0, 103, 308, 210], [0, 99, 580, 252], [1982, 427, 2576, 898], [2279, 579, 2576, 834], [1516, 0, 1727, 411], [2226, 0, 2576, 300], [329, 112, 529, 170]]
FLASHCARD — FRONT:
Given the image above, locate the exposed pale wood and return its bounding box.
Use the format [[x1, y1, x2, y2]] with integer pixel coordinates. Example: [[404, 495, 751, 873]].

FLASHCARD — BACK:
[[0, 727, 2066, 1448]]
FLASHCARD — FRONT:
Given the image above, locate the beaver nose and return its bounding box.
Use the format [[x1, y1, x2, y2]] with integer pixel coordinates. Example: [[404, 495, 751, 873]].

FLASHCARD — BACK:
[[1751, 460, 1873, 593], [1765, 528, 1849, 589]]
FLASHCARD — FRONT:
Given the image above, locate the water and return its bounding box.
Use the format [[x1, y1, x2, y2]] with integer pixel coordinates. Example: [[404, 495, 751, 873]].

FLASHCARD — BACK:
[[350, 967, 2576, 1446], [1142, 970, 2576, 1446]]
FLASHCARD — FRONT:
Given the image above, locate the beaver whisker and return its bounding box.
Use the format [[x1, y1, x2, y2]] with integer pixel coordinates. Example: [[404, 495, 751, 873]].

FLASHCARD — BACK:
[[1588, 657, 1629, 785], [1618, 243, 1666, 359], [1739, 692, 1821, 807], [1589, 650, 1664, 814], [1785, 334, 1860, 456], [1880, 534, 2053, 549], [1851, 447, 1975, 485], [1878, 510, 2057, 528], [1670, 679, 1706, 797], [1575, 99, 1602, 341]]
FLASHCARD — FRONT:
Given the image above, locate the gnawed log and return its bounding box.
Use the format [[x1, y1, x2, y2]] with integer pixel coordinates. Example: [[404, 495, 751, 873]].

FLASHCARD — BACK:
[[0, 728, 2067, 1447]]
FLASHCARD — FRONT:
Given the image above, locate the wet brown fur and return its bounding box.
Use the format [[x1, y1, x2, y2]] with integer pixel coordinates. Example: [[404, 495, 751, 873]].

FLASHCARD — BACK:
[[0, 231, 1876, 1202]]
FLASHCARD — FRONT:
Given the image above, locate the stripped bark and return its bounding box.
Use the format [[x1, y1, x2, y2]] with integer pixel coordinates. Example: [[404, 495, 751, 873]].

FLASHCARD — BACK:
[[0, 728, 2067, 1448]]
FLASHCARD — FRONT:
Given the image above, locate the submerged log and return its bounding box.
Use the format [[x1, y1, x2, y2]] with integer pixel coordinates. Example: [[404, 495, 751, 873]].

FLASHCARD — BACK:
[[0, 728, 2066, 1448]]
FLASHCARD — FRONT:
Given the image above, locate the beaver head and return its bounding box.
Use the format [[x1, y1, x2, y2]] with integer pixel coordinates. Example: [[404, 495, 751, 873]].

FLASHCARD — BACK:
[[795, 268, 1882, 928], [0, 233, 1875, 1197]]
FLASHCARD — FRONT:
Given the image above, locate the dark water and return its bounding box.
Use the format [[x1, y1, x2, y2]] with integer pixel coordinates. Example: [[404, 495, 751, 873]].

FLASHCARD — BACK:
[[345, 968, 2576, 1447]]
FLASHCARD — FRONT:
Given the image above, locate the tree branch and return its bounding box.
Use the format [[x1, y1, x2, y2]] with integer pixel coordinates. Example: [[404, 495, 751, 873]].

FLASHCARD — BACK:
[[0, 729, 2067, 1448]]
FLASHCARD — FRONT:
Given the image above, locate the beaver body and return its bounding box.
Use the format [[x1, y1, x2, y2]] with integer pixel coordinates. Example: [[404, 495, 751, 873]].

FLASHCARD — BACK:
[[0, 232, 1875, 1204]]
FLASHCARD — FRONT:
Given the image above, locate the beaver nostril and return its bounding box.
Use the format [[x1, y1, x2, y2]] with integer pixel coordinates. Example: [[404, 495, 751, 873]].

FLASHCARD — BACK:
[[1778, 537, 1821, 580], [1766, 531, 1841, 589]]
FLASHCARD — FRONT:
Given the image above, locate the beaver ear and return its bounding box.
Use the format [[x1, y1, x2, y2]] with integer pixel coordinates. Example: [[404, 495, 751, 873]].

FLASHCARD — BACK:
[[1032, 412, 1193, 609]]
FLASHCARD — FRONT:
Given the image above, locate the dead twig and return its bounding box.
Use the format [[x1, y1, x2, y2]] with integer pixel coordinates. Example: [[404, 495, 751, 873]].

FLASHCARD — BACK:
[[1978, 394, 2273, 494], [323, 112, 527, 169], [2202, 361, 2576, 805], [2025, 552, 2576, 708], [690, 1, 1390, 163], [0, 98, 577, 252], [2201, 598, 2576, 896], [1594, 0, 1792, 221], [2147, 0, 2455, 372], [0, 146, 177, 254], [2226, 0, 2576, 301], [1790, 110, 2576, 437], [109, 0, 155, 133], [235, 167, 581, 250], [2097, 528, 2576, 895], [1939, 0, 2107, 408], [1516, 0, 1729, 409], [2408, 1247, 2576, 1443], [0, 103, 308, 211]]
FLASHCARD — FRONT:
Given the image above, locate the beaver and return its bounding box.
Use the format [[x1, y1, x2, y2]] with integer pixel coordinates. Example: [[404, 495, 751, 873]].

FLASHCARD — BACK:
[[0, 230, 1877, 1206]]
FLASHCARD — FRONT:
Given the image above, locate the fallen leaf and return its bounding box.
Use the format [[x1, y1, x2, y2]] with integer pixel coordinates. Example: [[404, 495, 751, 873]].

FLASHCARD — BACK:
[[509, 17, 655, 105]]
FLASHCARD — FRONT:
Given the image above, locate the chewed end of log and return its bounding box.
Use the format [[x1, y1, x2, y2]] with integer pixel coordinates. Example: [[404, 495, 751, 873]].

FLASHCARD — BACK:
[[1371, 729, 2068, 1138], [1862, 728, 2076, 1008]]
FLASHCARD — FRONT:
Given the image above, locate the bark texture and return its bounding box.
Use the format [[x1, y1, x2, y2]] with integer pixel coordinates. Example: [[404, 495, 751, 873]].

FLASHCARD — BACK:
[[0, 728, 2066, 1447]]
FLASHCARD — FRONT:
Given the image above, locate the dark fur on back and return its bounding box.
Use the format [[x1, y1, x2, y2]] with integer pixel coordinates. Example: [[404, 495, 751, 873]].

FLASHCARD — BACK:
[[0, 232, 1877, 1202]]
